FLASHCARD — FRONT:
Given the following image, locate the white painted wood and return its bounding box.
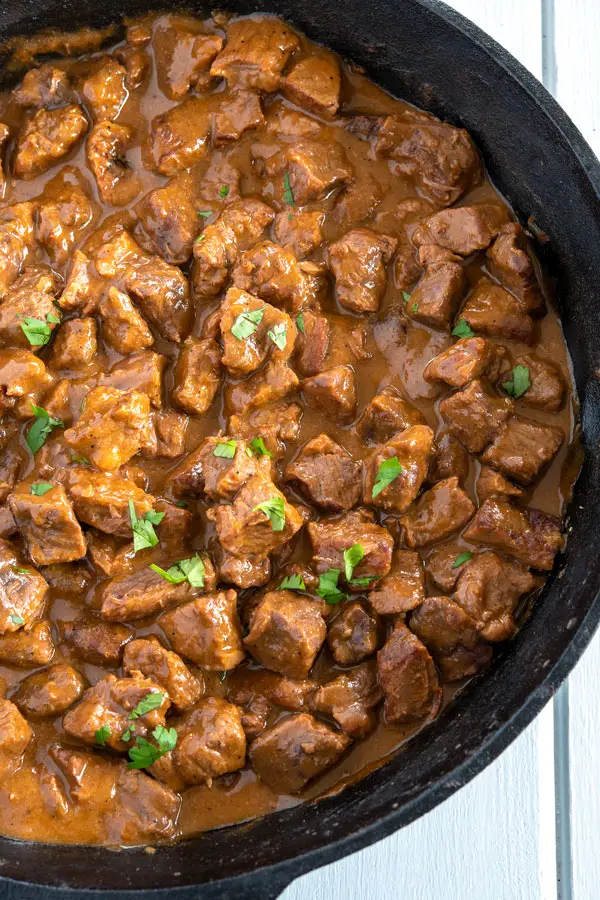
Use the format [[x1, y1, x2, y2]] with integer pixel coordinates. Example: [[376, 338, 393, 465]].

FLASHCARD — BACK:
[[282, 4, 558, 897]]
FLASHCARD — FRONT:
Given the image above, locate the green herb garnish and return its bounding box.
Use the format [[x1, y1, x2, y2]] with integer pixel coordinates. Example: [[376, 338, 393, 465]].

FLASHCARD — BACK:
[[501, 365, 531, 399], [248, 437, 272, 458], [283, 171, 295, 206], [231, 307, 264, 340], [128, 502, 165, 553], [343, 542, 365, 582], [213, 439, 237, 459], [197, 210, 212, 218], [279, 573, 306, 591], [20, 315, 55, 347], [26, 404, 64, 454], [317, 568, 347, 605], [31, 482, 53, 496], [127, 726, 177, 770], [452, 551, 473, 569], [219, 185, 230, 199], [253, 496, 285, 531], [372, 456, 402, 499], [95, 725, 111, 746], [267, 322, 287, 351], [10, 614, 25, 626], [452, 319, 475, 339], [70, 453, 91, 466], [402, 291, 411, 304], [296, 312, 305, 334], [150, 554, 205, 588], [129, 691, 165, 720]]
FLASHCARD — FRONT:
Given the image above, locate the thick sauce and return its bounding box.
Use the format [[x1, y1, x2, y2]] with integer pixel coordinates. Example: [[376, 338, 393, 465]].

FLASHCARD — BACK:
[[0, 12, 580, 846]]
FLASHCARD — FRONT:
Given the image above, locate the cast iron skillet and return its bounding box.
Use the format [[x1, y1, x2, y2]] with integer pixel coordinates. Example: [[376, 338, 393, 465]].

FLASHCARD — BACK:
[[1, 0, 600, 896]]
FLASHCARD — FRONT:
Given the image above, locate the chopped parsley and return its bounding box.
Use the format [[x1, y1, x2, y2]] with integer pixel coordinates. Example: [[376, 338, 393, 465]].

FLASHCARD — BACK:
[[31, 482, 53, 497], [402, 291, 412, 304], [317, 568, 347, 605], [231, 307, 264, 340], [253, 496, 285, 531], [10, 614, 25, 626], [501, 364, 531, 399], [349, 575, 379, 588], [219, 185, 230, 199], [279, 573, 306, 591], [213, 439, 237, 459], [343, 542, 365, 582], [20, 314, 57, 347], [150, 554, 205, 588], [248, 437, 272, 458], [411, 301, 419, 313], [70, 453, 91, 466], [175, 500, 188, 508], [283, 171, 295, 206], [267, 322, 287, 350], [13, 567, 30, 575], [129, 691, 165, 721], [452, 319, 475, 339], [128, 502, 165, 553], [452, 551, 473, 569], [26, 404, 64, 454], [95, 725, 111, 746], [128, 726, 177, 770], [197, 209, 212, 218], [296, 312, 305, 334], [372, 456, 403, 499]]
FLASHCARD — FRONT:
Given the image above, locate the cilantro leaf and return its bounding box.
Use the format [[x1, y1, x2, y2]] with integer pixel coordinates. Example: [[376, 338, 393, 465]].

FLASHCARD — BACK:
[[317, 568, 347, 605], [10, 614, 25, 626], [214, 439, 237, 459], [128, 501, 165, 553], [343, 542, 365, 582], [150, 554, 205, 588], [153, 725, 178, 754], [31, 482, 53, 496], [248, 437, 272, 458], [452, 551, 473, 569], [267, 322, 287, 350], [95, 725, 111, 747], [372, 456, 403, 499], [20, 316, 53, 347], [129, 691, 165, 720], [26, 405, 64, 454], [279, 573, 306, 591], [296, 312, 305, 334], [452, 319, 475, 339], [283, 171, 295, 206], [127, 726, 177, 770], [253, 496, 286, 531], [231, 307, 264, 340], [501, 365, 531, 399], [219, 185, 230, 199]]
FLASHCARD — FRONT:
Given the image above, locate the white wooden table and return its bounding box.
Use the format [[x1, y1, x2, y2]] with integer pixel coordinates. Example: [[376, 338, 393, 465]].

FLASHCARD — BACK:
[[282, 2, 600, 898]]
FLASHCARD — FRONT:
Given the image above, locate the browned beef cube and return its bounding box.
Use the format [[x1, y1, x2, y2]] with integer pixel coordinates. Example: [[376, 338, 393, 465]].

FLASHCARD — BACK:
[[363, 424, 434, 513], [149, 96, 213, 175], [232, 241, 324, 313], [283, 50, 340, 116], [123, 636, 203, 712], [486, 223, 544, 313], [311, 661, 382, 738], [413, 204, 509, 256], [369, 549, 425, 615], [100, 567, 207, 622], [9, 484, 86, 566], [159, 590, 244, 670], [228, 400, 302, 460], [213, 89, 265, 144], [358, 386, 426, 445], [142, 410, 188, 459], [101, 350, 165, 410], [423, 539, 474, 593], [461, 278, 535, 343], [86, 121, 142, 206], [152, 14, 223, 99], [93, 229, 146, 278], [273, 208, 325, 259], [63, 672, 170, 751], [124, 255, 192, 342], [208, 474, 304, 559], [329, 229, 397, 314], [14, 105, 87, 180], [13, 663, 86, 718], [429, 432, 470, 484], [423, 336, 498, 388], [393, 240, 422, 291], [410, 596, 492, 682], [64, 386, 151, 471], [36, 170, 98, 266], [0, 267, 59, 349], [0, 349, 48, 408], [476, 465, 524, 503], [217, 549, 271, 589], [13, 64, 72, 108], [59, 616, 133, 665], [66, 468, 154, 536], [0, 538, 48, 633], [0, 620, 55, 667], [302, 365, 357, 424], [464, 497, 563, 570], [210, 17, 300, 92], [220, 288, 296, 375], [39, 562, 90, 594], [308, 509, 393, 583], [508, 354, 566, 411], [400, 476, 475, 549], [265, 139, 353, 205], [480, 416, 564, 485], [182, 435, 269, 502], [172, 338, 222, 416], [225, 360, 300, 416], [98, 287, 154, 355], [440, 378, 513, 453], [0, 446, 24, 504], [0, 201, 37, 297], [284, 433, 362, 513], [333, 171, 384, 230], [377, 623, 441, 724], [81, 58, 127, 120], [249, 713, 350, 793], [0, 699, 32, 780], [408, 245, 466, 330], [134, 173, 200, 264], [293, 310, 330, 377], [227, 667, 317, 714], [49, 318, 97, 370], [327, 601, 381, 667], [454, 551, 538, 641], [58, 250, 101, 313], [115, 46, 150, 89], [245, 590, 326, 678]]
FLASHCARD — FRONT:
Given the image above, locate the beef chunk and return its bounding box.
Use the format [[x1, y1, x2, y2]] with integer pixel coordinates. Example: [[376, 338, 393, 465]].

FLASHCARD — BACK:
[[409, 245, 466, 330], [213, 89, 265, 145], [329, 229, 397, 314], [293, 310, 330, 377], [0, 538, 48, 633], [232, 241, 324, 313], [423, 337, 499, 388], [123, 636, 203, 712], [424, 539, 474, 593], [81, 58, 127, 120], [58, 250, 101, 312], [413, 204, 508, 256], [507, 354, 566, 411], [327, 601, 381, 666], [59, 616, 133, 664], [49, 318, 97, 370], [0, 266, 59, 349], [461, 278, 535, 343], [220, 288, 296, 374], [308, 509, 393, 583], [38, 562, 90, 594], [64, 386, 151, 471], [217, 549, 271, 589], [149, 96, 213, 175], [245, 590, 326, 678], [486, 223, 544, 313], [312, 661, 382, 738], [464, 497, 563, 570], [178, 435, 268, 502], [9, 484, 86, 566], [273, 208, 325, 259], [124, 255, 192, 342], [172, 337, 222, 416], [369, 549, 425, 615], [92, 228, 146, 278], [0, 202, 37, 297], [409, 596, 492, 681], [377, 623, 441, 723], [358, 386, 426, 445], [225, 360, 299, 416], [363, 424, 434, 513], [0, 620, 55, 667], [192, 198, 275, 299], [98, 286, 154, 355], [63, 673, 170, 751], [429, 432, 470, 484], [14, 105, 87, 179], [66, 468, 154, 536], [0, 447, 24, 504], [302, 365, 357, 423], [208, 474, 304, 559], [36, 170, 98, 266], [454, 551, 538, 641], [159, 590, 244, 670], [13, 64, 72, 108], [134, 173, 200, 265], [333, 171, 384, 230], [400, 476, 475, 549], [152, 14, 223, 99], [101, 350, 165, 409], [476, 465, 524, 503], [87, 120, 142, 203], [0, 699, 32, 780], [228, 667, 317, 715], [228, 400, 302, 459], [115, 46, 150, 90], [285, 433, 362, 512], [210, 17, 300, 92], [100, 566, 207, 622], [480, 416, 564, 485], [264, 139, 352, 206], [283, 50, 340, 116], [141, 410, 188, 459], [13, 663, 86, 717], [440, 378, 513, 453], [249, 713, 350, 793]]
